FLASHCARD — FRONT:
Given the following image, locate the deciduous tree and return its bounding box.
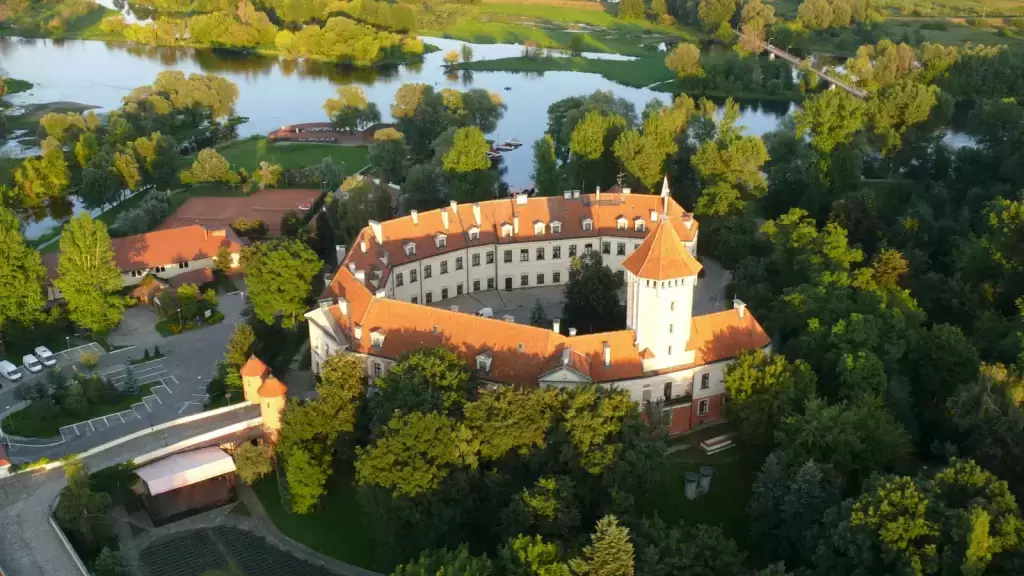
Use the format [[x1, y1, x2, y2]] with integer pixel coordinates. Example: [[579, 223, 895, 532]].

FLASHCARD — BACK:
[[724, 350, 817, 451], [442, 126, 490, 173], [179, 148, 239, 186], [618, 0, 645, 20], [531, 134, 562, 197], [55, 214, 124, 334], [561, 251, 625, 335], [698, 0, 734, 32], [233, 442, 274, 484], [323, 85, 381, 132], [0, 205, 47, 333], [665, 42, 703, 78], [243, 238, 322, 327]]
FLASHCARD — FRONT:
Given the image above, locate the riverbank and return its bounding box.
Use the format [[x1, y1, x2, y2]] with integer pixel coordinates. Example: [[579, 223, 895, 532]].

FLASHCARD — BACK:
[[456, 55, 673, 88]]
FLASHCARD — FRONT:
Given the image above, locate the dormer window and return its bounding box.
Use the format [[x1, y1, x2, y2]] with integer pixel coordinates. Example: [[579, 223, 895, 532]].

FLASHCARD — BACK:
[[634, 218, 646, 232], [468, 227, 480, 241], [582, 218, 593, 231], [534, 221, 545, 235], [476, 351, 493, 373], [616, 216, 627, 231], [501, 223, 513, 238], [551, 221, 562, 234], [435, 234, 447, 249], [404, 242, 416, 256], [370, 329, 385, 349]]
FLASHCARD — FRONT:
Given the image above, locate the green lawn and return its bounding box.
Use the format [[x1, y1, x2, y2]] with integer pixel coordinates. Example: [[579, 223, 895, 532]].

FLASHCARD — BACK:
[[2, 383, 156, 438], [210, 138, 370, 173], [457, 55, 675, 88], [642, 445, 760, 540], [253, 464, 379, 571]]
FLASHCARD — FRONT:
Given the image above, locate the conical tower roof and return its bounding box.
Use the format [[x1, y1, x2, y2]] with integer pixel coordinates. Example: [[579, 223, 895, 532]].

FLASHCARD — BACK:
[[621, 217, 702, 280]]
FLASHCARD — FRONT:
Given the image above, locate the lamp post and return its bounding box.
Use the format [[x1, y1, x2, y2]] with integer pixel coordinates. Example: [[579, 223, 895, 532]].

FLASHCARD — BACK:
[[65, 336, 70, 351], [176, 307, 182, 327]]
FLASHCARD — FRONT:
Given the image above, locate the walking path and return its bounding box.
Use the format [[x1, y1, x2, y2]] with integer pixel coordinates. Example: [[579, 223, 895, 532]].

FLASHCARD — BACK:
[[735, 30, 869, 99]]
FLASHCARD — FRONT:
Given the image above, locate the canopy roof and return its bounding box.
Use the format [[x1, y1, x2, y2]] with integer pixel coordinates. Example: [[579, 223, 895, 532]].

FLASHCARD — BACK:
[[135, 446, 236, 496]]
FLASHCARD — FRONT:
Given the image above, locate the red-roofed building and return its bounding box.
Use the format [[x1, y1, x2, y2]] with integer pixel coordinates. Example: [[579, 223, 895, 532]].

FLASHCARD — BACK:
[[42, 225, 244, 301], [306, 180, 769, 436]]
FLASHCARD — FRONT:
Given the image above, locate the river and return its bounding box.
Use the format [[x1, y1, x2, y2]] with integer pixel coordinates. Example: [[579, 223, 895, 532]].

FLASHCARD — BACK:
[[0, 35, 792, 185]]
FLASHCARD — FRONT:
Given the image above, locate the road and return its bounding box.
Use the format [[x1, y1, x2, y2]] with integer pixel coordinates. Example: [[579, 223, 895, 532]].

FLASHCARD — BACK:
[[2, 292, 249, 464], [0, 404, 260, 576]]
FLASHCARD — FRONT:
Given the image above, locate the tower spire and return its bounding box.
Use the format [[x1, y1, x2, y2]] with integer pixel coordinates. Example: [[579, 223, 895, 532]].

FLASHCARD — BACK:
[[660, 175, 669, 219]]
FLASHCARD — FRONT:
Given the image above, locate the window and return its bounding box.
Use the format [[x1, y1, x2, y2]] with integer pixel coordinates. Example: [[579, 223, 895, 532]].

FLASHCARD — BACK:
[[396, 273, 404, 287], [642, 385, 651, 405], [617, 218, 627, 231], [553, 246, 561, 259], [663, 408, 673, 426], [441, 261, 448, 275], [583, 219, 593, 231], [664, 382, 672, 401], [700, 373, 710, 390], [476, 355, 491, 372], [601, 242, 611, 255], [634, 243, 640, 250], [426, 292, 433, 304], [457, 283, 464, 296], [178, 261, 190, 269], [410, 269, 418, 283], [668, 345, 673, 355], [552, 222, 561, 233], [584, 243, 593, 253], [473, 280, 480, 292], [487, 278, 495, 289], [373, 363, 382, 378], [442, 288, 449, 299], [437, 236, 447, 248], [472, 253, 480, 267], [504, 250, 512, 263], [615, 270, 625, 282], [456, 257, 464, 271], [669, 324, 674, 334], [670, 301, 675, 311], [424, 265, 432, 278], [469, 228, 480, 241], [520, 249, 529, 262], [569, 245, 577, 257], [698, 399, 709, 416], [617, 242, 626, 256], [536, 247, 545, 260], [411, 296, 418, 304], [521, 274, 529, 287], [537, 273, 545, 285], [534, 222, 545, 235], [486, 251, 495, 264], [502, 225, 513, 237], [405, 243, 416, 256], [553, 272, 561, 283], [635, 220, 646, 232]]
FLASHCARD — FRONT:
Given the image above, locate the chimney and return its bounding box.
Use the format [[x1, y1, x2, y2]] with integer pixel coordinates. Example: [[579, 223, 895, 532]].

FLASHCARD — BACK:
[[596, 186, 601, 203], [683, 213, 693, 230], [561, 348, 570, 365], [513, 215, 519, 235], [360, 239, 367, 253], [602, 342, 611, 367], [335, 244, 346, 263], [569, 327, 577, 336], [410, 210, 419, 224], [552, 319, 561, 334], [472, 202, 481, 225], [368, 220, 383, 244], [347, 262, 356, 273], [572, 190, 580, 199], [516, 193, 528, 205], [355, 270, 366, 282], [441, 209, 449, 230], [622, 186, 631, 194], [375, 289, 386, 299], [353, 324, 362, 340], [338, 297, 349, 316], [503, 315, 516, 323], [450, 305, 459, 312], [734, 299, 747, 318], [650, 209, 658, 222], [563, 191, 571, 200], [323, 272, 334, 285], [450, 200, 458, 213]]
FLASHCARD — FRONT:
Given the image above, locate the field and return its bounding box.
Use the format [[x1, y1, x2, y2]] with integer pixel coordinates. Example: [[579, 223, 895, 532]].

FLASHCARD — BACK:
[[209, 138, 369, 173], [0, 2, 116, 40], [1, 382, 156, 438], [769, 0, 1024, 18], [253, 465, 379, 571]]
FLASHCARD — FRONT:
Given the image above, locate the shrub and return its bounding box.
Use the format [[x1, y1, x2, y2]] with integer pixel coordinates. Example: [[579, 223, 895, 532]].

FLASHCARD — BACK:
[[233, 442, 274, 484], [80, 352, 99, 370]]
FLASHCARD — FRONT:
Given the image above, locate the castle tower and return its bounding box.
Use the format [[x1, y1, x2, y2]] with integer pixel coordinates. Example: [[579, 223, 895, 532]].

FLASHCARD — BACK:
[[257, 376, 288, 440], [621, 181, 703, 372], [240, 355, 269, 404]]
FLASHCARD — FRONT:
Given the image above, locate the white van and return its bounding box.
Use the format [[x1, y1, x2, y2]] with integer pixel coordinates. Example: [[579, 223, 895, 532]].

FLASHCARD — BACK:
[[0, 360, 22, 382], [22, 354, 42, 373], [34, 346, 57, 367]]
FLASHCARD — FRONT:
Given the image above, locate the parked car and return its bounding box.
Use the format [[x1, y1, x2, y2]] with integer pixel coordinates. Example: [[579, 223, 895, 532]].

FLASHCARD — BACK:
[[22, 354, 42, 373], [0, 360, 22, 382], [34, 346, 56, 367]]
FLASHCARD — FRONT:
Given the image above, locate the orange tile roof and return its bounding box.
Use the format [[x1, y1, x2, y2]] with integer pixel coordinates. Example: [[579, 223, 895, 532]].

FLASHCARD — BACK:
[[326, 193, 700, 294], [88, 225, 243, 273], [168, 267, 214, 289], [690, 308, 772, 366], [621, 218, 702, 280], [258, 376, 288, 398], [240, 356, 270, 378]]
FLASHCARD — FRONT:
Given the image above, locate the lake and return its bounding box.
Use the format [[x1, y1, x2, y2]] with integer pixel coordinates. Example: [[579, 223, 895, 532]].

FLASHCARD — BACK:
[[0, 35, 792, 193]]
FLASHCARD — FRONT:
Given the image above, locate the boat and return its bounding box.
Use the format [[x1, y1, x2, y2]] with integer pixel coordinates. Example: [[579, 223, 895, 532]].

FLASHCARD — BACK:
[[486, 150, 503, 160], [494, 139, 523, 151]]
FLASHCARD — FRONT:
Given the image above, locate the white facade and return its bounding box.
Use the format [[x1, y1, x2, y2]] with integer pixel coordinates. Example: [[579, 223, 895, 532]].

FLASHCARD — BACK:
[[627, 272, 697, 371]]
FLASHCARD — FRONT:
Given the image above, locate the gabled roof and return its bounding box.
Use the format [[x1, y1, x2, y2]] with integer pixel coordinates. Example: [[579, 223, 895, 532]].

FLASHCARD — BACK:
[[621, 218, 702, 280], [110, 225, 244, 272]]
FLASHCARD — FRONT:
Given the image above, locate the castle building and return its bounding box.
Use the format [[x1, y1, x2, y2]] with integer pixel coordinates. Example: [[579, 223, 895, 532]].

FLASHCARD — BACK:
[[305, 182, 770, 435]]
